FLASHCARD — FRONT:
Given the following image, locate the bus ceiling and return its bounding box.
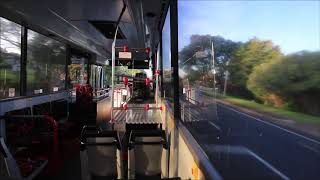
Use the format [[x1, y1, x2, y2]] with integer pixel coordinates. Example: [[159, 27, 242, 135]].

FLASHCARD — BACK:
[[0, 0, 167, 59]]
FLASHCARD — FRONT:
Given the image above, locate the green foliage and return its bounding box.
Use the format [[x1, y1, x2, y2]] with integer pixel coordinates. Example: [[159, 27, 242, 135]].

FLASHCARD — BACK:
[[227, 38, 282, 98], [230, 38, 282, 87], [115, 66, 142, 76], [179, 34, 241, 86], [27, 32, 66, 65], [248, 51, 320, 114]]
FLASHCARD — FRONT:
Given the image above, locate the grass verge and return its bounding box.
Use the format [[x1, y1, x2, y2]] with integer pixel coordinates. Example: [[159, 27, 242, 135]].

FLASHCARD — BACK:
[[203, 91, 320, 124]]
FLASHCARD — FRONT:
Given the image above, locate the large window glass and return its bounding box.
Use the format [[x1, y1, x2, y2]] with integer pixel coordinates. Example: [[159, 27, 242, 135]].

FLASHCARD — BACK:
[[96, 65, 102, 89], [0, 17, 21, 99], [103, 65, 111, 88], [90, 64, 97, 88], [156, 43, 162, 98], [162, 7, 173, 103], [178, 1, 320, 179], [27, 30, 66, 95], [90, 64, 103, 89]]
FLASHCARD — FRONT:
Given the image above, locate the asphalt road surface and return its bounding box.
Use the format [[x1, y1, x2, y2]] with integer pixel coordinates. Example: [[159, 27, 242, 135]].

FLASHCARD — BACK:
[[183, 102, 320, 180]]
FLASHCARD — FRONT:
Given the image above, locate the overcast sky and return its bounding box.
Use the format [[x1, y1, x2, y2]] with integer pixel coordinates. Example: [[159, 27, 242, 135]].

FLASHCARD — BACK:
[[178, 0, 320, 54]]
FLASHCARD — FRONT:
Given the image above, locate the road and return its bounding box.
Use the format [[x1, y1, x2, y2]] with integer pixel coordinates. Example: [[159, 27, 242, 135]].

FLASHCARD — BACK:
[[183, 102, 320, 180]]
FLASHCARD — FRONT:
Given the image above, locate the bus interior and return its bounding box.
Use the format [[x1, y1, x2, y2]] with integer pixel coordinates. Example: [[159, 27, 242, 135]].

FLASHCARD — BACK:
[[0, 0, 319, 180]]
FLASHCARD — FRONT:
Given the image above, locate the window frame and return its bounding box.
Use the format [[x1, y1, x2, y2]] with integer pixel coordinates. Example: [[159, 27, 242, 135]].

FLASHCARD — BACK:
[[0, 15, 69, 101], [0, 16, 23, 100], [26, 28, 67, 96]]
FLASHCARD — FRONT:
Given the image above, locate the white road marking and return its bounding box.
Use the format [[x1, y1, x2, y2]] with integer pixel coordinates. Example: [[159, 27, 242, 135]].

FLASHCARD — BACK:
[[208, 121, 222, 131], [207, 145, 290, 180], [298, 142, 320, 154], [218, 103, 320, 145], [247, 149, 290, 180]]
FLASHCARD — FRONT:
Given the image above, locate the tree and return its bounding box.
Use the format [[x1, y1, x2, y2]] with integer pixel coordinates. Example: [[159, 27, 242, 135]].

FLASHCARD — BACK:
[[229, 38, 282, 98], [27, 32, 66, 65], [26, 31, 67, 92], [0, 18, 21, 98], [0, 18, 21, 69], [115, 66, 142, 77], [0, 18, 21, 49], [248, 51, 320, 115], [179, 34, 241, 87]]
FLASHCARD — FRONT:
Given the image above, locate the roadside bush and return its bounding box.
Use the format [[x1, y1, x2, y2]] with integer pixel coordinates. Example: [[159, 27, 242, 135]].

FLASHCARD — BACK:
[[248, 51, 320, 115]]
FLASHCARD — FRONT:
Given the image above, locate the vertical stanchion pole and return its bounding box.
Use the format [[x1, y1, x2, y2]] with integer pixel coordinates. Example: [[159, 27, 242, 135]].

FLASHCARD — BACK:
[[111, 39, 116, 126]]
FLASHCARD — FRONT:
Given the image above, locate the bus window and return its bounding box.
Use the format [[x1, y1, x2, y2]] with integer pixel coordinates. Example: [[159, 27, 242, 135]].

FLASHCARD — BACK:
[[0, 17, 21, 99], [90, 64, 103, 90], [162, 7, 173, 104], [27, 29, 66, 95], [103, 65, 111, 88]]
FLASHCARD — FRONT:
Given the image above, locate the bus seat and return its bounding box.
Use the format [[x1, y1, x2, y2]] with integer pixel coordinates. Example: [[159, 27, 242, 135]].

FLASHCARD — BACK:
[[80, 126, 121, 180], [128, 130, 167, 179], [3, 114, 57, 177], [5, 107, 31, 116], [33, 102, 51, 116], [51, 100, 68, 121], [0, 137, 48, 180], [51, 100, 74, 135], [0, 137, 21, 179]]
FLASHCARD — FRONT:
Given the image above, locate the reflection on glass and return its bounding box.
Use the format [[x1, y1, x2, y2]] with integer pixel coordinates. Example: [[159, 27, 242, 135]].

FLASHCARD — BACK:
[[103, 65, 111, 88], [162, 7, 173, 103], [90, 64, 103, 89], [27, 30, 66, 95], [96, 65, 102, 89], [90, 65, 97, 88], [156, 43, 162, 98], [0, 17, 21, 99]]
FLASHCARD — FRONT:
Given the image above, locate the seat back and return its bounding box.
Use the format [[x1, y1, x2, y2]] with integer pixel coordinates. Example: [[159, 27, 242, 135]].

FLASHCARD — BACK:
[[52, 100, 68, 121], [80, 126, 120, 180], [128, 130, 167, 178], [5, 107, 31, 116], [33, 102, 51, 115], [134, 136, 163, 176], [86, 137, 117, 177]]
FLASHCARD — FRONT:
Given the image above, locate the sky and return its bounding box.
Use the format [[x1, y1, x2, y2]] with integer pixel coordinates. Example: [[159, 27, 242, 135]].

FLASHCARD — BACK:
[[178, 0, 320, 54]]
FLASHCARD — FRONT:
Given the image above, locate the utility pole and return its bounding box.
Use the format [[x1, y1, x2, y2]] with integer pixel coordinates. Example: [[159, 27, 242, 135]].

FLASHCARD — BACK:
[[211, 41, 216, 96], [223, 61, 230, 96]]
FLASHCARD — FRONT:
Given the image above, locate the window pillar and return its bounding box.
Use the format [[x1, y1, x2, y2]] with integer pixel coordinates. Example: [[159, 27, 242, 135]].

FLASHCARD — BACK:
[[20, 26, 27, 96], [170, 0, 180, 120]]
